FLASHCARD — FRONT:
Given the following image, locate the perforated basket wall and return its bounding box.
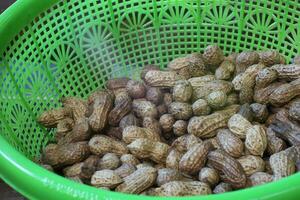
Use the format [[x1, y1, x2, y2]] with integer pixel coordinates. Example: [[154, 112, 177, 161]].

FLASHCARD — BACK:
[[0, 0, 300, 199]]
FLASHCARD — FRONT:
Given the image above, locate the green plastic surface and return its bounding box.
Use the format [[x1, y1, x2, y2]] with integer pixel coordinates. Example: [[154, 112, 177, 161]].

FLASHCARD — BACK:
[[0, 0, 300, 199]]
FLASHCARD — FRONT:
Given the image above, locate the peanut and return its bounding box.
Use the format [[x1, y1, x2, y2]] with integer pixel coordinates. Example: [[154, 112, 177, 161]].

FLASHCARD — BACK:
[[266, 128, 287, 155], [255, 68, 278, 89], [245, 125, 267, 156], [207, 91, 227, 109], [192, 99, 211, 116], [198, 167, 220, 187], [259, 50, 282, 67], [132, 99, 158, 119], [173, 120, 187, 136], [81, 155, 99, 179], [228, 114, 252, 139], [192, 80, 233, 100], [120, 154, 140, 166], [61, 97, 88, 122], [146, 87, 163, 105], [143, 117, 162, 135], [55, 118, 74, 141], [156, 168, 182, 186], [91, 169, 123, 188], [236, 51, 259, 74], [248, 172, 273, 186], [88, 135, 128, 156], [106, 77, 130, 90], [141, 65, 160, 81], [213, 182, 232, 194], [119, 113, 140, 130], [97, 153, 120, 170], [270, 151, 295, 180], [168, 102, 192, 120], [63, 162, 84, 178], [115, 167, 157, 194], [114, 163, 136, 178], [171, 134, 202, 153], [166, 149, 183, 170], [215, 60, 235, 80], [122, 126, 161, 144], [126, 80, 146, 99], [173, 80, 193, 102], [253, 82, 284, 104], [238, 103, 254, 122], [288, 99, 300, 121], [203, 45, 224, 70], [38, 108, 70, 128], [159, 114, 175, 133], [188, 75, 216, 87], [237, 155, 265, 176], [271, 64, 300, 80], [217, 129, 244, 158], [250, 103, 269, 123], [145, 71, 182, 87]]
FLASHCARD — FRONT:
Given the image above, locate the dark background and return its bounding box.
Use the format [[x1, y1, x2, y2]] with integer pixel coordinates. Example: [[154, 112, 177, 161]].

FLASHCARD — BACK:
[[1, 2, 26, 200]]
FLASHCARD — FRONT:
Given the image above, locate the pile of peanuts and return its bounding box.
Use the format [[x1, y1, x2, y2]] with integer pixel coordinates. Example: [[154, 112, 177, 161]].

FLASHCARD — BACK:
[[38, 45, 300, 196]]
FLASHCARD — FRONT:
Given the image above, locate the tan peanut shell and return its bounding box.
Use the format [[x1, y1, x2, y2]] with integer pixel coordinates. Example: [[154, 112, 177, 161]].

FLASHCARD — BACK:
[[146, 87, 163, 105], [271, 64, 300, 80], [126, 80, 146, 99], [156, 168, 182, 186], [192, 99, 211, 116], [253, 82, 284, 104], [114, 163, 136, 178], [270, 151, 295, 180], [215, 60, 235, 80], [289, 100, 300, 121], [81, 155, 98, 179], [115, 167, 157, 194], [226, 93, 239, 106], [203, 45, 224, 70], [237, 103, 254, 122], [259, 50, 282, 67], [122, 126, 161, 144], [136, 162, 154, 169], [155, 181, 212, 196], [38, 108, 70, 128], [236, 51, 259, 74], [228, 114, 252, 139], [188, 105, 240, 138], [187, 53, 209, 77], [159, 114, 175, 133], [143, 117, 162, 135], [232, 73, 244, 91], [132, 99, 158, 119], [55, 118, 74, 141], [127, 138, 170, 163], [179, 142, 211, 174], [237, 155, 265, 176], [145, 70, 183, 87], [269, 78, 300, 106], [217, 129, 244, 158], [207, 91, 227, 109], [63, 162, 84, 178], [173, 120, 188, 136], [171, 134, 202, 153], [248, 172, 273, 186], [239, 64, 265, 104], [245, 125, 267, 156], [97, 153, 120, 170], [173, 80, 193, 102], [166, 149, 183, 170], [213, 182, 232, 194], [141, 65, 160, 81], [106, 77, 130, 90], [119, 113, 140, 130], [250, 103, 269, 123], [168, 102, 193, 120], [198, 167, 220, 187], [192, 80, 233, 100], [120, 154, 140, 166], [255, 68, 278, 89], [88, 135, 128, 156], [61, 97, 88, 122], [88, 90, 114, 132], [207, 150, 246, 189], [167, 57, 191, 79], [188, 75, 216, 87], [91, 169, 123, 188], [266, 128, 286, 155]]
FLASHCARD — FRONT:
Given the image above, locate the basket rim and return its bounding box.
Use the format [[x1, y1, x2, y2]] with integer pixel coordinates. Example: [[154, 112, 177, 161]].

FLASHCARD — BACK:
[[0, 0, 300, 199]]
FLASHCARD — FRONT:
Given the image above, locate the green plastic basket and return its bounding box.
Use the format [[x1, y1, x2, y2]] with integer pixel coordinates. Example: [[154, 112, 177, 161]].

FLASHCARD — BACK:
[[0, 0, 300, 199]]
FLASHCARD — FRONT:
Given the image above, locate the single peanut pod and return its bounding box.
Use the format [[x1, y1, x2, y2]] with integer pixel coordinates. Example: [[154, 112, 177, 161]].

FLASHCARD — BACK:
[[198, 167, 220, 187], [192, 99, 211, 116], [146, 87, 163, 105], [141, 65, 160, 81], [91, 169, 123, 188], [171, 134, 202, 153], [126, 80, 146, 99], [289, 100, 300, 121], [245, 125, 267, 156], [237, 155, 265, 176], [166, 149, 183, 170], [55, 118, 74, 142], [179, 142, 211, 175], [106, 77, 130, 90], [215, 60, 235, 80], [226, 93, 239, 106], [236, 51, 259, 74], [188, 75, 216, 87], [255, 68, 278, 89], [250, 103, 269, 123], [213, 182, 232, 194], [173, 120, 187, 136], [163, 93, 173, 106], [156, 168, 182, 186], [120, 154, 140, 166], [271, 64, 300, 80], [155, 181, 212, 196], [217, 129, 244, 158], [228, 114, 252, 139], [145, 71, 182, 87], [270, 151, 295, 181], [38, 108, 70, 128], [61, 97, 88, 122], [115, 167, 157, 194], [58, 118, 91, 145], [284, 145, 300, 164], [168, 102, 193, 120], [172, 80, 193, 102], [208, 150, 246, 189], [119, 113, 140, 130], [269, 78, 300, 106], [63, 162, 84, 178], [248, 172, 273, 186], [206, 137, 220, 149], [239, 64, 265, 104], [232, 73, 244, 91], [188, 105, 240, 138], [167, 57, 192, 79], [159, 114, 175, 133], [143, 117, 162, 135], [114, 163, 136, 178], [97, 153, 120, 170], [127, 139, 170, 163], [259, 50, 282, 67], [42, 142, 90, 167], [132, 99, 158, 119], [226, 52, 238, 63], [108, 90, 132, 126], [254, 82, 284, 104], [187, 53, 209, 77], [266, 128, 287, 155], [203, 45, 224, 70], [88, 135, 128, 156], [192, 80, 233, 100], [81, 155, 99, 179], [237, 103, 254, 122], [206, 91, 227, 109], [122, 126, 160, 144], [88, 90, 114, 132]]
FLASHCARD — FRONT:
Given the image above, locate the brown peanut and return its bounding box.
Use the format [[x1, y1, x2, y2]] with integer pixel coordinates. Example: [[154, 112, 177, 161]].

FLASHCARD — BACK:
[[259, 50, 282, 67], [237, 155, 265, 176], [173, 120, 187, 136], [132, 99, 158, 119], [120, 154, 140, 166], [61, 97, 88, 122], [271, 64, 300, 80], [238, 103, 254, 122], [115, 167, 157, 194], [207, 91, 227, 109], [114, 163, 136, 178], [63, 162, 84, 178], [143, 117, 162, 135], [146, 87, 163, 105], [91, 169, 123, 188], [97, 153, 120, 170], [141, 65, 160, 81], [188, 75, 216, 87], [217, 129, 244, 158], [213, 182, 232, 194], [248, 172, 273, 186], [168, 102, 193, 120], [289, 99, 300, 121], [253, 82, 284, 104], [173, 80, 193, 102], [266, 128, 287, 155], [81, 155, 99, 179], [250, 103, 269, 123], [228, 114, 252, 139], [88, 135, 128, 156], [203, 45, 224, 70], [236, 51, 259, 74], [255, 68, 278, 89], [126, 80, 146, 99], [159, 114, 175, 133], [171, 134, 202, 153], [145, 70, 183, 87], [106, 77, 130, 90], [156, 168, 182, 186], [207, 150, 246, 188], [55, 118, 74, 141], [192, 80, 233, 100], [119, 113, 140, 130], [270, 151, 295, 180], [166, 149, 183, 170], [122, 126, 161, 144], [38, 108, 70, 128], [198, 167, 220, 187], [192, 99, 211, 116], [245, 125, 267, 156], [215, 60, 235, 80]]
